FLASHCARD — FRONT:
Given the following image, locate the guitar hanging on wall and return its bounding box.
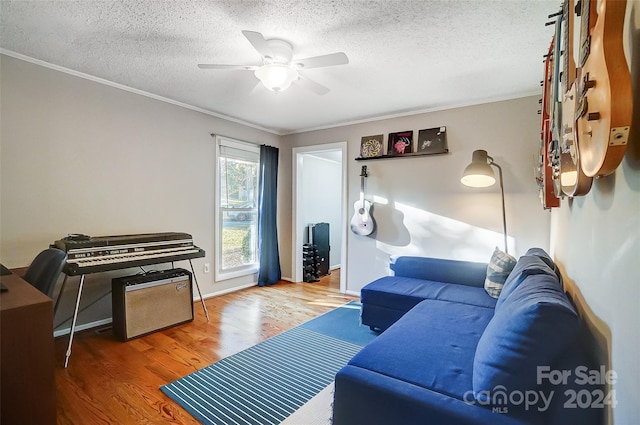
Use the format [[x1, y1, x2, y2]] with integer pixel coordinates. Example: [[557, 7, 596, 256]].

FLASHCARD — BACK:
[[536, 31, 561, 209], [548, 7, 564, 199], [350, 165, 375, 236], [558, 0, 593, 196], [575, 0, 632, 177]]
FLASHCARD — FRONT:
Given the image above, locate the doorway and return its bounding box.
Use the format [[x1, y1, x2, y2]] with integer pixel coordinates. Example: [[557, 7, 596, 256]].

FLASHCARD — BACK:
[[292, 142, 347, 293]]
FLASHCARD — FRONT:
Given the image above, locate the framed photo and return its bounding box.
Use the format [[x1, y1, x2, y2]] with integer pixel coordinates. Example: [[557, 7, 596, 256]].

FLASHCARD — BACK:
[[417, 126, 448, 154], [360, 134, 384, 158], [387, 131, 413, 155]]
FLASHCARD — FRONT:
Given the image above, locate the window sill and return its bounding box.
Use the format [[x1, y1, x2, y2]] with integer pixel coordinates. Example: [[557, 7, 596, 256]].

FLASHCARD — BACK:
[[215, 266, 258, 282]]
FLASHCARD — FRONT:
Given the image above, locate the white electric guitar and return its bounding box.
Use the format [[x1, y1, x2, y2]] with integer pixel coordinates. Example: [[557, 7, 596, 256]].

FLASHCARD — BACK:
[[350, 165, 375, 236]]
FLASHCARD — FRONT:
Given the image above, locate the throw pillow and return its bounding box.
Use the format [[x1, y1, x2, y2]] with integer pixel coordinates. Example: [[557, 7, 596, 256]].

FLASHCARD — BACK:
[[484, 247, 516, 298]]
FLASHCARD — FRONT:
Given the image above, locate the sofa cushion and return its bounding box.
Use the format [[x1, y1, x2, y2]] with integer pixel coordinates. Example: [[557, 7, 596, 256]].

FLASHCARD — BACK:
[[350, 299, 495, 400], [523, 247, 562, 282], [495, 254, 559, 310], [473, 274, 579, 402], [484, 247, 517, 298], [361, 276, 498, 314], [523, 247, 554, 266], [334, 365, 531, 425], [390, 256, 488, 287]]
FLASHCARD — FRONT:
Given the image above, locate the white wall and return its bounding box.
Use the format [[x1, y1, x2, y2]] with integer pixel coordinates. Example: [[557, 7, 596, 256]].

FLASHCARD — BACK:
[[0, 54, 283, 331], [283, 96, 550, 294], [549, 2, 640, 423]]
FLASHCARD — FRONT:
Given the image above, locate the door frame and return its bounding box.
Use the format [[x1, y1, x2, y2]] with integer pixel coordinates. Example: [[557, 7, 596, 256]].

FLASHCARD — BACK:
[[292, 142, 347, 293]]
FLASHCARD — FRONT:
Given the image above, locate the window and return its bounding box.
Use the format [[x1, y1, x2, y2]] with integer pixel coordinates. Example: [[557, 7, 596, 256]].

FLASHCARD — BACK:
[[215, 136, 259, 280]]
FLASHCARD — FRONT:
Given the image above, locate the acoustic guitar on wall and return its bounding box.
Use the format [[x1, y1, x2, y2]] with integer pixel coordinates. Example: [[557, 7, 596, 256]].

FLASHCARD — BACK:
[[350, 165, 375, 236], [575, 0, 632, 177]]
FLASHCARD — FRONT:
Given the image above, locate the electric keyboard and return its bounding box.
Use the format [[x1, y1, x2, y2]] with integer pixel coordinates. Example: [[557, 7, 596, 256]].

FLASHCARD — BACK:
[[52, 232, 205, 275], [53, 232, 210, 368]]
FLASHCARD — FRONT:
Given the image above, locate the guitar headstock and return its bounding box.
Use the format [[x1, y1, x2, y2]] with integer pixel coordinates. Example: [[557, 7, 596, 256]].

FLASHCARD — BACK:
[[360, 165, 369, 178]]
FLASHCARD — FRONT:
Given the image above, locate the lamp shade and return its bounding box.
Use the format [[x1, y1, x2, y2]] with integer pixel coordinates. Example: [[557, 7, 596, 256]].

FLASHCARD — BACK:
[[461, 150, 496, 187], [254, 64, 298, 92]]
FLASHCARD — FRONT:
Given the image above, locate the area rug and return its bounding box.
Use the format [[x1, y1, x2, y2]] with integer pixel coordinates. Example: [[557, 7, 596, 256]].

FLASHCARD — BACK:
[[160, 301, 376, 424], [280, 382, 334, 425]]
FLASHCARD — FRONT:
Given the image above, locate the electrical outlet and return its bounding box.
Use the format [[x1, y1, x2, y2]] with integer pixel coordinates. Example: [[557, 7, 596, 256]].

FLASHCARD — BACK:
[[203, 263, 210, 274]]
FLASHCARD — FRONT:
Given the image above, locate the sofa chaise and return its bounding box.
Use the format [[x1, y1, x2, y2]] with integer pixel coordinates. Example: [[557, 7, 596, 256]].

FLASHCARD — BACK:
[[333, 248, 602, 425]]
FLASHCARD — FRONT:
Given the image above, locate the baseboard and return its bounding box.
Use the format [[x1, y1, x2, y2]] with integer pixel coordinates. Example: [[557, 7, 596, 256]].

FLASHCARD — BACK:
[[54, 318, 112, 338], [199, 281, 257, 300]]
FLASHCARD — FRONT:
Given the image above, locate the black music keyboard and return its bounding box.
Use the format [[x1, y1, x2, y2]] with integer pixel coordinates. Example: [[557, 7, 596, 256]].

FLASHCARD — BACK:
[[53, 232, 206, 275]]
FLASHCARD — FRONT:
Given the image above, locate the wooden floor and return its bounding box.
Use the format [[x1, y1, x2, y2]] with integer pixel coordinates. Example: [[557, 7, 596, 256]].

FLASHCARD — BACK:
[[54, 272, 355, 424]]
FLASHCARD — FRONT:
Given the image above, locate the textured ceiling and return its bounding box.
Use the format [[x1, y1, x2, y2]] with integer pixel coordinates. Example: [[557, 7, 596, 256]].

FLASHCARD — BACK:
[[0, 0, 557, 135]]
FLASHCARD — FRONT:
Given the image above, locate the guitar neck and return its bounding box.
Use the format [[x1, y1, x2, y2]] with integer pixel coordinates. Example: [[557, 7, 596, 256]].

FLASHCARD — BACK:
[[562, 0, 576, 92], [578, 0, 595, 67], [359, 165, 367, 207]]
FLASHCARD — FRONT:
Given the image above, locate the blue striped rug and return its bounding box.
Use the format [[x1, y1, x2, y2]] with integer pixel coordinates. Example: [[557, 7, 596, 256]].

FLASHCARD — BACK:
[[161, 302, 376, 424]]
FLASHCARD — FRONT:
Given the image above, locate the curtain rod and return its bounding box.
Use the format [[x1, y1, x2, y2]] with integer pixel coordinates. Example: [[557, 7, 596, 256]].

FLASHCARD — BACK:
[[210, 133, 275, 149]]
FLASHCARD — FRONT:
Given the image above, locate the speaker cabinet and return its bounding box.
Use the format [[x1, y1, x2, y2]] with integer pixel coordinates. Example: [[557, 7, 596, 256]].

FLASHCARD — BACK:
[[311, 222, 330, 277], [112, 269, 193, 341]]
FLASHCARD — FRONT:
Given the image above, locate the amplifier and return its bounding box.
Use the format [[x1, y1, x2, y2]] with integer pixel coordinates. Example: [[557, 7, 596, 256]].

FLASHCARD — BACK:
[[112, 268, 193, 341]]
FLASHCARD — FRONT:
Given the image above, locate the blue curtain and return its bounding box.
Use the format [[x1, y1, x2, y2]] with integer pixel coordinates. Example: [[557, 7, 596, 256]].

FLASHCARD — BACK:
[[257, 145, 281, 286]]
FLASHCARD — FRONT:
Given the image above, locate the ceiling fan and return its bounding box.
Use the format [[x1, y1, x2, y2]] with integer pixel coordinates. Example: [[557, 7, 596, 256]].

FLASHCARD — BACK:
[[198, 30, 349, 95]]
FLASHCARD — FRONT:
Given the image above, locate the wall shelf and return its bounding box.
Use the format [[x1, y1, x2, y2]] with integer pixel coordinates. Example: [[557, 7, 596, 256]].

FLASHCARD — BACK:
[[355, 149, 449, 161]]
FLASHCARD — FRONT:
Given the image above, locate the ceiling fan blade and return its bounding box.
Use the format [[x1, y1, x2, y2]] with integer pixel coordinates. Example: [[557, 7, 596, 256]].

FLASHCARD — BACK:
[[294, 52, 349, 69], [295, 74, 330, 95], [198, 64, 257, 70], [248, 80, 264, 96], [242, 30, 274, 59]]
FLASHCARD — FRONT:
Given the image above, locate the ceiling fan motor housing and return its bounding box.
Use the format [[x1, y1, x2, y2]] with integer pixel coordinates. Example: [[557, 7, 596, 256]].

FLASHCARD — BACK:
[[264, 39, 294, 65]]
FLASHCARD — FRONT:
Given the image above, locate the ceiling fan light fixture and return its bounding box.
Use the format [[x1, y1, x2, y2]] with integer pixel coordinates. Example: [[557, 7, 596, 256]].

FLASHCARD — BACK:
[[254, 63, 298, 92]]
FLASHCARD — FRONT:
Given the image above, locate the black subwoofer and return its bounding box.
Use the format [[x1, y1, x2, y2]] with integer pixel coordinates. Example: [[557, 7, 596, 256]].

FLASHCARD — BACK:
[[311, 222, 330, 277]]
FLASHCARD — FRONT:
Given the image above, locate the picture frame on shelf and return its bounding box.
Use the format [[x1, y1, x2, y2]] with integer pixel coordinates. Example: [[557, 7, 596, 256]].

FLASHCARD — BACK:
[[417, 126, 448, 154], [359, 134, 384, 158], [387, 131, 413, 155]]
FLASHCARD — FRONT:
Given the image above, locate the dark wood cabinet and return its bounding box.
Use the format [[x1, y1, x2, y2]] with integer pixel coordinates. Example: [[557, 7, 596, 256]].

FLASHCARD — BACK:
[[1, 272, 56, 425]]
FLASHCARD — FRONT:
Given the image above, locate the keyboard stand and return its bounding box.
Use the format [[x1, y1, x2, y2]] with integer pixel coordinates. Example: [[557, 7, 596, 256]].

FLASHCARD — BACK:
[[64, 274, 85, 368], [57, 251, 208, 368], [189, 259, 210, 322]]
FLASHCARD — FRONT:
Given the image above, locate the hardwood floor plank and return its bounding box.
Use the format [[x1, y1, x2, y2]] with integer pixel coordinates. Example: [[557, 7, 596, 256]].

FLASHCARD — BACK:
[[54, 272, 355, 424]]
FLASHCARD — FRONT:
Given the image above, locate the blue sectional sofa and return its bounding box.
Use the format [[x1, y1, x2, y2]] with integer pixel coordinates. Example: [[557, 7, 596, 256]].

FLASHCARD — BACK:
[[333, 248, 602, 425]]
